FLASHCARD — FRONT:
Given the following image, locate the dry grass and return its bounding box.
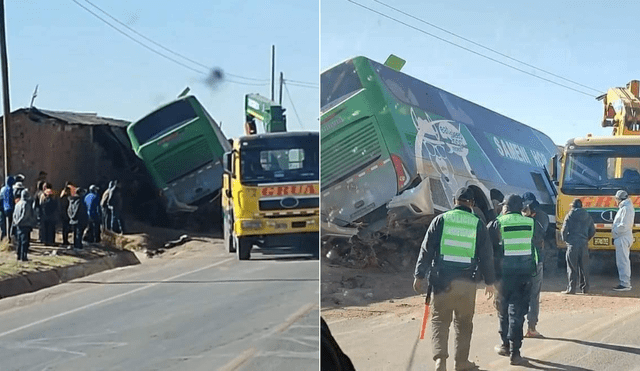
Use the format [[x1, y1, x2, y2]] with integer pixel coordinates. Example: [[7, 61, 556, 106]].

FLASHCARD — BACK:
[[0, 250, 84, 279]]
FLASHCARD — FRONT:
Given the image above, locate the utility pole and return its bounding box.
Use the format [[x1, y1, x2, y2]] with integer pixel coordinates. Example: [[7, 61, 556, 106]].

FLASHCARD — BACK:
[[279, 72, 284, 105], [270, 45, 275, 101], [0, 0, 10, 181]]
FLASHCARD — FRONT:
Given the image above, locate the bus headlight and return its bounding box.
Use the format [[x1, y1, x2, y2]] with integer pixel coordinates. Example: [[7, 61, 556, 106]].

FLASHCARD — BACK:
[[241, 220, 263, 229]]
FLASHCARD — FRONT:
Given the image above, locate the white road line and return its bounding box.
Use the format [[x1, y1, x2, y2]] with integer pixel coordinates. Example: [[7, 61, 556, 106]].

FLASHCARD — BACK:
[[0, 257, 235, 339]]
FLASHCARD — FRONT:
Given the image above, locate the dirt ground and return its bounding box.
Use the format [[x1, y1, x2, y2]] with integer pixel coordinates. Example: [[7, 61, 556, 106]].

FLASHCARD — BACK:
[[321, 251, 640, 322], [0, 218, 213, 280]]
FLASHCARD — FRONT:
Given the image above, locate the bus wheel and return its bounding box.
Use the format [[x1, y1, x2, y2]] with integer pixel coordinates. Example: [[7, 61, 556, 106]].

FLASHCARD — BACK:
[[224, 217, 235, 253], [236, 236, 251, 260]]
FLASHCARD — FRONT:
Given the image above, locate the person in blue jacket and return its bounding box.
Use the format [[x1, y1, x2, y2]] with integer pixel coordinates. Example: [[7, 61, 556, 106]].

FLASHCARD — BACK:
[[1, 176, 15, 240], [84, 185, 102, 243]]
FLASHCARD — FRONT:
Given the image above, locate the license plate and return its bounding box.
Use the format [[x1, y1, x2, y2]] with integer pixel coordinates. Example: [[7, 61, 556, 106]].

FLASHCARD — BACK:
[[593, 237, 610, 246]]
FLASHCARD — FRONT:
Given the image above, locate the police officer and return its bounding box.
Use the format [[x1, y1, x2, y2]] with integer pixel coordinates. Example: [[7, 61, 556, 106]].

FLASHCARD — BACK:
[[414, 186, 496, 371], [521, 192, 549, 338], [488, 194, 539, 365]]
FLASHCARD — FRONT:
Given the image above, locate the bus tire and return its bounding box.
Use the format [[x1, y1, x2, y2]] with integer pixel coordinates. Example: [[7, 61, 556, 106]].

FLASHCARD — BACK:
[[224, 216, 235, 253], [236, 236, 251, 260]]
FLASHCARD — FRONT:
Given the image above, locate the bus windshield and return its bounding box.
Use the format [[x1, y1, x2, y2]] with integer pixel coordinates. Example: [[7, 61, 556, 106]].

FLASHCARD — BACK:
[[321, 60, 363, 112], [240, 137, 319, 185], [132, 99, 197, 144], [563, 150, 640, 194]]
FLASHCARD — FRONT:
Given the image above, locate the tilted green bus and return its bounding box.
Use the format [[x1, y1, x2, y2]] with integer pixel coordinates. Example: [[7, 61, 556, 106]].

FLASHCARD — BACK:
[[321, 56, 559, 244], [127, 95, 231, 213]]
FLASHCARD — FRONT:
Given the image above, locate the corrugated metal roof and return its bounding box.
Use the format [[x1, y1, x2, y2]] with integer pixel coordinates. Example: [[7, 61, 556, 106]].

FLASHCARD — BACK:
[[18, 108, 130, 127]]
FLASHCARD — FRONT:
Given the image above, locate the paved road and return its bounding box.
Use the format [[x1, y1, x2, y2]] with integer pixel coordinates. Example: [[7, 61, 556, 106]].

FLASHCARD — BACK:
[[0, 239, 319, 371], [326, 294, 640, 371]]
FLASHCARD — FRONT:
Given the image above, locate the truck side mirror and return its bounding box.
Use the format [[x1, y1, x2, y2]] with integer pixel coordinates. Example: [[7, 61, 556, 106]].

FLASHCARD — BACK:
[[549, 155, 558, 181], [223, 152, 232, 174]]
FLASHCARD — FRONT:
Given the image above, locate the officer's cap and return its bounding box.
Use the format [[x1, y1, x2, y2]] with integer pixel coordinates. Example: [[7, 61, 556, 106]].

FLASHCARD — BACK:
[[500, 194, 523, 212], [454, 186, 475, 202]]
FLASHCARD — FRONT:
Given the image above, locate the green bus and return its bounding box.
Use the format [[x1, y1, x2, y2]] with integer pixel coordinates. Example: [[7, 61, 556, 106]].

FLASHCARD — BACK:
[[321, 56, 559, 243], [127, 95, 231, 213]]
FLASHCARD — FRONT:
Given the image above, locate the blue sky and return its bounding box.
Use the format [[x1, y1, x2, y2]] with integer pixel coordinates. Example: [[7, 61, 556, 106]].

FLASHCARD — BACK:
[[321, 0, 639, 145], [6, 0, 318, 140]]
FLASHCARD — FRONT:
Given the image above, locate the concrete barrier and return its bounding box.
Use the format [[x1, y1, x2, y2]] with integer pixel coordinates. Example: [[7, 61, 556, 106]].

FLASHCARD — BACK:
[[0, 249, 140, 299]]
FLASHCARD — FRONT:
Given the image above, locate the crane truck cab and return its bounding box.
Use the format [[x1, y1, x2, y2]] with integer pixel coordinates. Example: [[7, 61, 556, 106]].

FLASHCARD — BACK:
[[222, 132, 319, 260]]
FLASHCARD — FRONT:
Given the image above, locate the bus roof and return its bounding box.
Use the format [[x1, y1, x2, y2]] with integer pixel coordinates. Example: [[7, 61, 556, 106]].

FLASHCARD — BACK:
[[322, 56, 557, 146]]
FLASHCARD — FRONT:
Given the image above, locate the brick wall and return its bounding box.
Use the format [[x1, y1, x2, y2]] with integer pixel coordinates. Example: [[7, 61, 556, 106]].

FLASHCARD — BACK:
[[0, 111, 125, 193]]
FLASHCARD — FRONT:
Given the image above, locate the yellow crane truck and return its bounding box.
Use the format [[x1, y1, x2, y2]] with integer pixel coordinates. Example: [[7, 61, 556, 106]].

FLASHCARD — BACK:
[[549, 80, 640, 259], [222, 94, 319, 260]]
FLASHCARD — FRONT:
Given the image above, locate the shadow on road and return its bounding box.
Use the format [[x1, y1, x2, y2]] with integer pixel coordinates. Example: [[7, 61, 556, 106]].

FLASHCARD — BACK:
[[522, 357, 593, 371], [70, 278, 318, 285], [542, 336, 640, 355]]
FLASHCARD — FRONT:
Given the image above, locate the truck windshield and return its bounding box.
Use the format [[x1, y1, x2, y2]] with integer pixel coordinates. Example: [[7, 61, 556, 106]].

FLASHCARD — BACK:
[[562, 152, 640, 194], [240, 136, 319, 185]]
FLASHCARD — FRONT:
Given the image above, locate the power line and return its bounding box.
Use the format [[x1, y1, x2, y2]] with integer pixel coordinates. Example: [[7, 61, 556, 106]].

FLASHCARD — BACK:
[[285, 78, 318, 87], [73, 0, 270, 86], [285, 80, 319, 89], [283, 82, 304, 130], [373, 0, 602, 94], [346, 0, 599, 98]]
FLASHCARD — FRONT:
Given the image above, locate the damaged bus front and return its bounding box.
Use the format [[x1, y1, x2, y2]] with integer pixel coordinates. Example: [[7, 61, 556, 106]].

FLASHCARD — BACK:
[[321, 56, 559, 246]]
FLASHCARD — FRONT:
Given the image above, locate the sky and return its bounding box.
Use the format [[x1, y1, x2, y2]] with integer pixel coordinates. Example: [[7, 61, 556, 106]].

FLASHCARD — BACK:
[[5, 0, 319, 140], [321, 0, 639, 146]]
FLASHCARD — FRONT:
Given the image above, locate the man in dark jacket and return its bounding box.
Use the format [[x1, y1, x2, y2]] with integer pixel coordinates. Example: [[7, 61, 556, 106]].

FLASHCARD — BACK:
[[13, 189, 36, 261], [414, 186, 496, 371], [69, 188, 88, 249], [487, 194, 539, 365], [84, 185, 102, 243], [39, 185, 58, 246], [59, 183, 74, 246], [560, 198, 596, 294], [108, 180, 124, 234], [521, 192, 549, 338]]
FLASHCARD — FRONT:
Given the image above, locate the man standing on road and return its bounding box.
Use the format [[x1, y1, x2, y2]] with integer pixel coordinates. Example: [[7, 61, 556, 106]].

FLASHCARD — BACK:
[[521, 192, 549, 338], [560, 198, 595, 294], [487, 194, 538, 365], [413, 186, 496, 371], [612, 190, 635, 291]]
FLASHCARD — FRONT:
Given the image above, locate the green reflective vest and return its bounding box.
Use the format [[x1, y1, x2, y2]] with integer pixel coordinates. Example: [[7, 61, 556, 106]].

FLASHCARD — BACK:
[[439, 209, 478, 268], [497, 213, 536, 274]]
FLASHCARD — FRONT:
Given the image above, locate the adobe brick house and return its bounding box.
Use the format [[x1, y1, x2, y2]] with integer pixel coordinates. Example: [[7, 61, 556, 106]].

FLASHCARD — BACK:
[[0, 107, 142, 193]]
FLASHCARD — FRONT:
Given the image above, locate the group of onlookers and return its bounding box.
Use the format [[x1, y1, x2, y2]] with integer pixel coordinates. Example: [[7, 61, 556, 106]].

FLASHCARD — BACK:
[[0, 173, 125, 261]]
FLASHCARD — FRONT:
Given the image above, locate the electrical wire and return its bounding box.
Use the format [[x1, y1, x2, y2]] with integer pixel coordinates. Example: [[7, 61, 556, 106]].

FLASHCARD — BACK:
[[284, 78, 319, 87], [73, 0, 271, 86], [285, 80, 319, 89], [373, 0, 602, 94], [283, 82, 305, 130], [346, 0, 599, 98]]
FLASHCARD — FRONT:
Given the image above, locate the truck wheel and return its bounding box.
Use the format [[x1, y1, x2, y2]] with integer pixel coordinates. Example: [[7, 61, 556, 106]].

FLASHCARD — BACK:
[[236, 236, 251, 260], [224, 216, 235, 253]]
